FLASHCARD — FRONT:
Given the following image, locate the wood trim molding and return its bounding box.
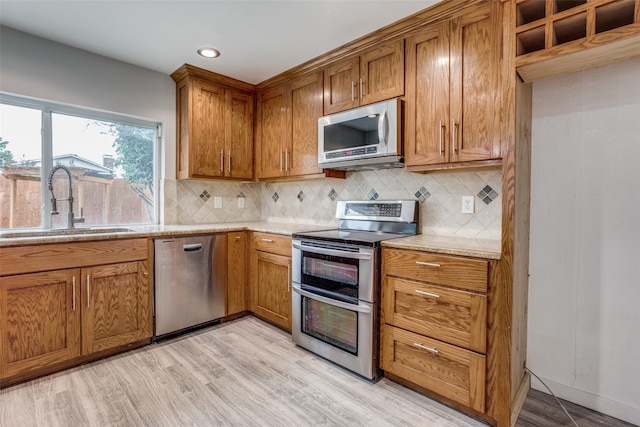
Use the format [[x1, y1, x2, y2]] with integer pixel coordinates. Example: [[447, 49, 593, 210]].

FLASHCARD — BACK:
[[171, 64, 256, 92], [404, 160, 502, 173], [255, 0, 487, 89]]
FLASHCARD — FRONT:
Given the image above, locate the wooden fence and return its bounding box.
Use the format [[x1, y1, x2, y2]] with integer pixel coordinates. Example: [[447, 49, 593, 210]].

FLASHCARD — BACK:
[[0, 167, 150, 229]]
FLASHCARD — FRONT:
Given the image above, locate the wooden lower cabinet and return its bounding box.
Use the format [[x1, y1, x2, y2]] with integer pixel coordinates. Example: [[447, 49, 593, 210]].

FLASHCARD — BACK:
[[381, 325, 486, 412], [382, 276, 487, 353], [81, 261, 150, 355], [0, 239, 151, 385], [0, 269, 81, 379], [249, 232, 292, 331], [227, 231, 248, 315], [380, 247, 490, 417]]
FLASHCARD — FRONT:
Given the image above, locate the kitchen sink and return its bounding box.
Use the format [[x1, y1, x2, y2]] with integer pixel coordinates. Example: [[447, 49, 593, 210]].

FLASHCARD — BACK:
[[0, 227, 133, 238]]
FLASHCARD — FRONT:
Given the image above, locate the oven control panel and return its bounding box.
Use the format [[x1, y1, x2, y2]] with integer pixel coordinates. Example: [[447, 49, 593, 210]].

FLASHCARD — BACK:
[[345, 203, 402, 218], [337, 200, 417, 223]]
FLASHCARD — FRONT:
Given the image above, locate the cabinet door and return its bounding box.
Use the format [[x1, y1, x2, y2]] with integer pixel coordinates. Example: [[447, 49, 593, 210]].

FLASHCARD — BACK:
[[256, 84, 289, 179], [227, 231, 248, 315], [450, 3, 502, 162], [250, 250, 292, 331], [289, 70, 324, 177], [190, 77, 226, 178], [323, 56, 360, 114], [82, 261, 151, 355], [0, 269, 81, 378], [225, 89, 254, 179], [359, 39, 404, 106], [405, 23, 451, 166]]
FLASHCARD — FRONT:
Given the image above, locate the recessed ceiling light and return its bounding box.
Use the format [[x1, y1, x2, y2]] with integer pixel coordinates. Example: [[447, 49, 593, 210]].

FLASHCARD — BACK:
[[197, 47, 220, 58]]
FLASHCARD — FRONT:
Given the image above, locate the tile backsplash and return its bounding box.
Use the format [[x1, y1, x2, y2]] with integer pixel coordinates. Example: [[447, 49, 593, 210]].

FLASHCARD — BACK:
[[164, 167, 502, 239], [163, 179, 262, 225]]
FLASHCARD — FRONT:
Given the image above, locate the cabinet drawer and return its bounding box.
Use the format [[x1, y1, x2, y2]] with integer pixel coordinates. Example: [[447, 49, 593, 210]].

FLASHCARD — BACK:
[[0, 239, 149, 276], [251, 232, 292, 257], [383, 248, 488, 293], [381, 325, 485, 412], [382, 277, 486, 353]]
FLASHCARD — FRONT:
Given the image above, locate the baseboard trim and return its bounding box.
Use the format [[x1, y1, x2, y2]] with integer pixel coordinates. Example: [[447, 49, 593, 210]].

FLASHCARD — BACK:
[[530, 375, 640, 426]]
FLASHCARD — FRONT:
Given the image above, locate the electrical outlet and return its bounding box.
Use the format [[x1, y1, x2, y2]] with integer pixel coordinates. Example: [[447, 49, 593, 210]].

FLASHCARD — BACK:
[[237, 197, 245, 209], [214, 197, 222, 209], [462, 196, 474, 214]]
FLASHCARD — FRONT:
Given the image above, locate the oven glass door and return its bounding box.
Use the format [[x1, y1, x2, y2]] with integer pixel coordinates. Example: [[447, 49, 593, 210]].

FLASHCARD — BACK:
[[301, 251, 359, 303], [293, 240, 375, 303], [302, 294, 358, 355]]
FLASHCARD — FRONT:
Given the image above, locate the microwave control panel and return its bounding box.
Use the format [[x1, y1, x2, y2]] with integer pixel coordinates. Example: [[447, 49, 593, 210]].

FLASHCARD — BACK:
[[326, 146, 377, 159]]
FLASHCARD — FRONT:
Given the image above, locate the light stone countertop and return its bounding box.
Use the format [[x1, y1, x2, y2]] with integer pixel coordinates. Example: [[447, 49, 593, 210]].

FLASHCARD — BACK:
[[382, 234, 501, 260], [0, 221, 332, 247], [0, 222, 502, 259]]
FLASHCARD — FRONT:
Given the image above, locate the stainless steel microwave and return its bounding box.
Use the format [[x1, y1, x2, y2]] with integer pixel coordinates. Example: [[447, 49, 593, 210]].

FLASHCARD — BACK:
[[318, 98, 403, 170]]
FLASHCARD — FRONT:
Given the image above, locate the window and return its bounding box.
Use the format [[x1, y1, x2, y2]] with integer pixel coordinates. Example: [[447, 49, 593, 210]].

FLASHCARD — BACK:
[[0, 94, 159, 229]]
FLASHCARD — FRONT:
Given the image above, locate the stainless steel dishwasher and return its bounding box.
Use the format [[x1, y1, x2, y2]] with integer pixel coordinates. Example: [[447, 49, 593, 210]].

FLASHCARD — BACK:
[[153, 234, 226, 338]]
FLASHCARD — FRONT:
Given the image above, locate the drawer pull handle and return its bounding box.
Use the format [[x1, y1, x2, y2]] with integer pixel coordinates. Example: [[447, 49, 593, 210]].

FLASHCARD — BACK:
[[72, 276, 76, 311], [261, 238, 274, 243], [416, 261, 441, 268], [415, 290, 440, 299], [413, 343, 438, 354], [86, 274, 91, 309]]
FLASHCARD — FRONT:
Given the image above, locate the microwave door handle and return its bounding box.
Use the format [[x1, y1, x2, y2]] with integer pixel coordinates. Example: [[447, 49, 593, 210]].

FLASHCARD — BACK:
[[378, 109, 389, 146], [292, 284, 372, 314], [292, 242, 372, 260]]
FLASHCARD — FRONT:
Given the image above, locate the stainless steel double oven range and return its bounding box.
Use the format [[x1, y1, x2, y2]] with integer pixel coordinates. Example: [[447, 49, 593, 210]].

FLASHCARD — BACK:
[[291, 200, 418, 381]]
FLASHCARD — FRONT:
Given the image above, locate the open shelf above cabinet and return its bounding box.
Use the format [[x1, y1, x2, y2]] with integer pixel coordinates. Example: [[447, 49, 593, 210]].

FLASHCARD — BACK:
[[514, 0, 640, 82]]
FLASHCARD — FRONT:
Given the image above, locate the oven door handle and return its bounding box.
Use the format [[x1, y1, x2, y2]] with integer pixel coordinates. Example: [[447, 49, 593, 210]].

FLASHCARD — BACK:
[[292, 242, 372, 260], [292, 283, 372, 313]]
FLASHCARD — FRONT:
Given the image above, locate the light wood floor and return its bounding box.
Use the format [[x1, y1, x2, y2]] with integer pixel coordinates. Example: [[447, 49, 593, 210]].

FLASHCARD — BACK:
[[0, 316, 635, 427]]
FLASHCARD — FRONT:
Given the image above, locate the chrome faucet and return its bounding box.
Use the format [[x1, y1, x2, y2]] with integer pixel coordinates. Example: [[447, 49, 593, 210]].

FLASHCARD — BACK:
[[47, 164, 85, 229]]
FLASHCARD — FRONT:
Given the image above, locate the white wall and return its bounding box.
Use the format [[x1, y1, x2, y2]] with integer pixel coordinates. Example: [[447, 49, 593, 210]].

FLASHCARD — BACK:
[[528, 58, 640, 425], [0, 26, 176, 222]]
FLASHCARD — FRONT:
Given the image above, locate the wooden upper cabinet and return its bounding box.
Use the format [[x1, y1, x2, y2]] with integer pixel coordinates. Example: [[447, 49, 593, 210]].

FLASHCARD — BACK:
[[289, 71, 324, 177], [256, 70, 338, 180], [451, 3, 502, 163], [181, 77, 226, 178], [405, 22, 451, 166], [323, 39, 404, 114], [225, 89, 254, 179], [405, 3, 502, 169], [323, 56, 360, 114], [256, 84, 289, 180], [172, 65, 254, 180], [360, 39, 405, 106]]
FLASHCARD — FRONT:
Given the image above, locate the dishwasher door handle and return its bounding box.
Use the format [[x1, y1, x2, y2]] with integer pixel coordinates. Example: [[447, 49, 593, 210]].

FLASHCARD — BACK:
[[183, 243, 203, 252]]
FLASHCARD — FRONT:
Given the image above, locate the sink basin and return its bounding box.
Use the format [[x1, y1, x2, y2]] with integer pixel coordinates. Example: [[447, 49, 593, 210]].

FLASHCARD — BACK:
[[0, 227, 133, 238]]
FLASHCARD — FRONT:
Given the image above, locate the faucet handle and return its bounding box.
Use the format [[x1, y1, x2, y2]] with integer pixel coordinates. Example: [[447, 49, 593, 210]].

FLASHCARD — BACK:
[[51, 197, 59, 215]]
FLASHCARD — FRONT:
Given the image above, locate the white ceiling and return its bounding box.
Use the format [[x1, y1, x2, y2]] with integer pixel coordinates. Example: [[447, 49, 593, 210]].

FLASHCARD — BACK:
[[0, 0, 440, 85]]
